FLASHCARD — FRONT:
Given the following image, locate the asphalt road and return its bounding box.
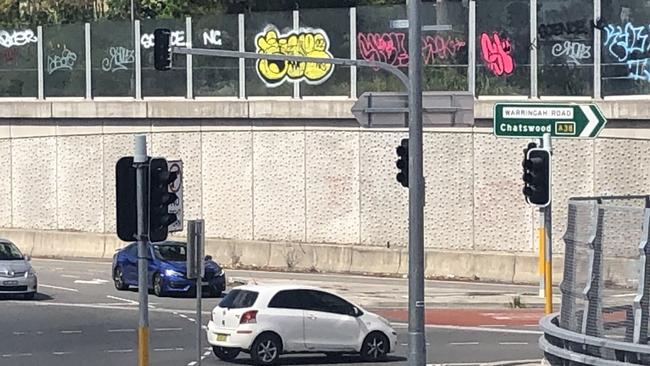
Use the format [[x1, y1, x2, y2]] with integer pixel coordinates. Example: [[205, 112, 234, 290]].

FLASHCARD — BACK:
[[0, 258, 544, 366]]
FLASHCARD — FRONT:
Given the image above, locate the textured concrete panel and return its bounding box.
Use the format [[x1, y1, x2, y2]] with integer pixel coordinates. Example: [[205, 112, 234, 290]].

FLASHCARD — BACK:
[[551, 139, 595, 254], [594, 138, 650, 196], [202, 131, 253, 240], [12, 138, 57, 229], [57, 135, 104, 232], [151, 132, 202, 237], [423, 132, 474, 250], [102, 134, 148, 234], [473, 134, 533, 252], [360, 132, 408, 247], [305, 131, 360, 244], [0, 140, 11, 227], [253, 131, 305, 242]]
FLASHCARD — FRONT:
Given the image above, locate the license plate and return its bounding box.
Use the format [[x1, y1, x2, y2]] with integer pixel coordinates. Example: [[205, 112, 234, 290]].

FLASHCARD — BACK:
[[3, 280, 18, 286], [216, 334, 227, 342]]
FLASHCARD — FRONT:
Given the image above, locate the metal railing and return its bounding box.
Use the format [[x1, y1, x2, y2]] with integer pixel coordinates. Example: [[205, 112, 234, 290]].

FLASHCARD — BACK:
[[540, 195, 650, 365]]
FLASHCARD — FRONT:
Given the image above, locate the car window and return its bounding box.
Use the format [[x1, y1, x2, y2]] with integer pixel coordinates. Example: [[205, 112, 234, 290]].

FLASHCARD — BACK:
[[0, 242, 23, 260], [152, 244, 186, 261], [219, 289, 259, 309], [268, 290, 310, 309], [305, 290, 354, 315], [125, 244, 137, 257]]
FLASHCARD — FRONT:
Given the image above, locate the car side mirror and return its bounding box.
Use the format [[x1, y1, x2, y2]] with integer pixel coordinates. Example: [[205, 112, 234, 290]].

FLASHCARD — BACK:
[[204, 255, 212, 261], [24, 255, 31, 261], [350, 306, 362, 317]]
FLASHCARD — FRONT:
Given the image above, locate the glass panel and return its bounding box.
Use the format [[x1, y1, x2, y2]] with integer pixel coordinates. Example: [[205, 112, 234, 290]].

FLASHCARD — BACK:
[[91, 20, 135, 97], [601, 1, 650, 96], [245, 11, 293, 97], [192, 14, 239, 97], [356, 4, 408, 95], [421, 0, 469, 91], [0, 28, 38, 97], [44, 23, 85, 97], [476, 0, 530, 96], [299, 7, 350, 97], [537, 0, 593, 96], [141, 18, 186, 97]]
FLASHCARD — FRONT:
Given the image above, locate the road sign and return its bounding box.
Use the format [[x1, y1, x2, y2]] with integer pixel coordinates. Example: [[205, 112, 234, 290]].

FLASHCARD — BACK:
[[493, 103, 607, 138], [352, 92, 474, 128], [167, 160, 183, 232], [389, 19, 452, 31]]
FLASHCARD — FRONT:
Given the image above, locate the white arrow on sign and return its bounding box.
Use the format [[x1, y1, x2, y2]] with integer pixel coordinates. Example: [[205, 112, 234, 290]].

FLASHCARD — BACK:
[[579, 105, 598, 137], [74, 279, 110, 285]]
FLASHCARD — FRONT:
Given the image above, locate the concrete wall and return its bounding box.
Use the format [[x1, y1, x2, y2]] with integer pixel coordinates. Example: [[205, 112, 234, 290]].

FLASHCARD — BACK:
[[0, 98, 648, 283]]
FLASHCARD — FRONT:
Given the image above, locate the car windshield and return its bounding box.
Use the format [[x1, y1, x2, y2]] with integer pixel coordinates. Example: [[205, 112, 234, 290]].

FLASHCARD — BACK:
[[0, 242, 23, 260], [152, 244, 186, 261]]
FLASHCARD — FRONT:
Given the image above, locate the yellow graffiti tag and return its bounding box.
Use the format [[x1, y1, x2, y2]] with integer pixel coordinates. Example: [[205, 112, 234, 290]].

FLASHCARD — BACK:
[[255, 26, 334, 87]]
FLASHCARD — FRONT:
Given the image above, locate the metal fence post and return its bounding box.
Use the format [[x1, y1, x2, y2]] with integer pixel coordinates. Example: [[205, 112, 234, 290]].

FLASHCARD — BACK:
[[467, 0, 476, 96], [633, 204, 650, 344], [293, 10, 300, 99], [238, 14, 245, 99], [350, 7, 357, 98], [593, 0, 602, 99], [85, 23, 92, 99], [530, 0, 538, 98], [135, 20, 142, 100], [37, 26, 44, 100], [186, 17, 193, 99]]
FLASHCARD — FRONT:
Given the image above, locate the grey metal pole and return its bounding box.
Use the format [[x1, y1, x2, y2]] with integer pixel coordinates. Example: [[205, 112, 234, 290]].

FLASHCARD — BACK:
[[407, 0, 425, 364], [134, 134, 149, 366]]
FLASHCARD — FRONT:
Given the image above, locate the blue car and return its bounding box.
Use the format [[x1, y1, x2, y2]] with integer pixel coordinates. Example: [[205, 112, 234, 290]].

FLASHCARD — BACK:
[[112, 241, 226, 297]]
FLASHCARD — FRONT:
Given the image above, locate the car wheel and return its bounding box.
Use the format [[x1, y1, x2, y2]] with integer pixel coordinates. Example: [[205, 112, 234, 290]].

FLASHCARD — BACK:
[[23, 292, 35, 300], [213, 346, 240, 361], [153, 273, 165, 297], [113, 267, 128, 291], [360, 332, 389, 362], [250, 333, 282, 365]]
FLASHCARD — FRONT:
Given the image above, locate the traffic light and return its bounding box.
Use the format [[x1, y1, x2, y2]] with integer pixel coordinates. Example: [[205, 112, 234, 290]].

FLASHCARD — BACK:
[[115, 156, 137, 241], [396, 138, 409, 187], [149, 158, 178, 242], [522, 144, 551, 207], [154, 28, 172, 71]]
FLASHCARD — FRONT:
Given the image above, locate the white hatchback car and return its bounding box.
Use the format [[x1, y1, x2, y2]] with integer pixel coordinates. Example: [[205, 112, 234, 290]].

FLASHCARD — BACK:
[[206, 284, 397, 365]]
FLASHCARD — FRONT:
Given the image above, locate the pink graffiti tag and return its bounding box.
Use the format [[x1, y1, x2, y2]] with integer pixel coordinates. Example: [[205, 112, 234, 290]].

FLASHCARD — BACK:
[[357, 32, 467, 68], [1, 47, 19, 64], [479, 32, 515, 76]]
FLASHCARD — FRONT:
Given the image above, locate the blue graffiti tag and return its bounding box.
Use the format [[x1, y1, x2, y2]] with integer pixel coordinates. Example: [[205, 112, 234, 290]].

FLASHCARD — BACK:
[[603, 23, 650, 81]]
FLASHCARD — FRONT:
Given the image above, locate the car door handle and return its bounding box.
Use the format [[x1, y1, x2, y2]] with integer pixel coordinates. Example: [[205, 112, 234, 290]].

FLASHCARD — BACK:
[[307, 313, 317, 320]]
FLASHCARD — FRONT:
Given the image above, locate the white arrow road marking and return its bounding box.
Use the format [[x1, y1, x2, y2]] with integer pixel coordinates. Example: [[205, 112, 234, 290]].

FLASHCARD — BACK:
[[74, 279, 110, 285], [580, 105, 599, 137]]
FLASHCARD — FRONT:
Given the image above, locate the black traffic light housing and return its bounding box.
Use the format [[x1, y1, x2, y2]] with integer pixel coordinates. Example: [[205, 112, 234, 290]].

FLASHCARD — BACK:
[[154, 28, 172, 71], [522, 144, 551, 207], [396, 138, 409, 187], [115, 156, 138, 241], [149, 158, 178, 242]]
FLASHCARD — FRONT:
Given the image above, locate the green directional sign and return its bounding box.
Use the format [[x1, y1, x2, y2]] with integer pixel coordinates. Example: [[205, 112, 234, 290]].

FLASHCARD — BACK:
[[493, 103, 607, 138]]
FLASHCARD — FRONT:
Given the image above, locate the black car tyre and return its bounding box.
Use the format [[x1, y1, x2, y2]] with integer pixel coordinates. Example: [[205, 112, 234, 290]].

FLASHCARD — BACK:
[[153, 273, 166, 297], [360, 332, 389, 362], [213, 346, 240, 361], [250, 333, 282, 365], [113, 267, 128, 291]]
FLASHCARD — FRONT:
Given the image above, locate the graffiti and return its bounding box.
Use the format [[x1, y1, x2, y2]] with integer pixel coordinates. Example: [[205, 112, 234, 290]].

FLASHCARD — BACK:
[[101, 46, 134, 72], [626, 59, 650, 81], [551, 41, 591, 65], [0, 29, 37, 48], [538, 19, 589, 39], [604, 23, 648, 62], [479, 32, 514, 77], [141, 29, 223, 49], [47, 46, 77, 74], [255, 26, 334, 87], [357, 32, 466, 68], [1, 47, 20, 64]]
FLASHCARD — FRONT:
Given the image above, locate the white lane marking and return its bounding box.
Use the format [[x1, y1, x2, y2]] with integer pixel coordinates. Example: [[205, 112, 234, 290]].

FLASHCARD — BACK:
[[188, 362, 197, 366], [61, 330, 82, 334], [188, 318, 196, 322], [203, 351, 211, 356], [154, 328, 182, 332], [612, 293, 636, 298], [401, 343, 408, 346], [14, 353, 32, 357], [153, 348, 184, 352], [202, 325, 207, 330], [108, 329, 135, 333], [40, 284, 79, 292], [52, 351, 72, 355], [36, 331, 44, 335], [499, 342, 529, 345], [61, 275, 80, 279], [13, 332, 25, 335], [393, 323, 544, 335], [448, 342, 479, 346], [106, 349, 133, 353], [106, 295, 139, 305], [74, 279, 110, 285], [179, 314, 188, 319]]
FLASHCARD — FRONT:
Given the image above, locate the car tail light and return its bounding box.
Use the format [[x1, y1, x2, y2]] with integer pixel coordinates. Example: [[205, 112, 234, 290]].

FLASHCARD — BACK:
[[240, 310, 258, 324]]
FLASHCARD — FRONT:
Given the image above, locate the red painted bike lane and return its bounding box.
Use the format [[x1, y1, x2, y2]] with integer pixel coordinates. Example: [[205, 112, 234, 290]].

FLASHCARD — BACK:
[[374, 308, 545, 327]]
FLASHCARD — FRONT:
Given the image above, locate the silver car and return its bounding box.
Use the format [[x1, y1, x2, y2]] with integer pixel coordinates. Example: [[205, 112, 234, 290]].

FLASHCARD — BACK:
[[0, 239, 37, 299]]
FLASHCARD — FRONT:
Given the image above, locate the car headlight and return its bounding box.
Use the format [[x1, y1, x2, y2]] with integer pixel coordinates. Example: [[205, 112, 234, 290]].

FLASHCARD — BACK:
[[25, 268, 36, 278], [216, 268, 224, 277], [164, 269, 184, 277]]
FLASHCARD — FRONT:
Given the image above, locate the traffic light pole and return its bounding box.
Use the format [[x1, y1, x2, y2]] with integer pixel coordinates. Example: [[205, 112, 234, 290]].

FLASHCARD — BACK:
[[134, 134, 150, 366], [407, 0, 426, 365], [542, 133, 553, 314]]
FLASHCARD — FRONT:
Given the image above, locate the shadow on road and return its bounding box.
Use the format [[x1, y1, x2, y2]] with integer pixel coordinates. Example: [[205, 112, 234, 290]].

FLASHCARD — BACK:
[[0, 292, 54, 301], [229, 354, 406, 365], [123, 287, 225, 299]]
